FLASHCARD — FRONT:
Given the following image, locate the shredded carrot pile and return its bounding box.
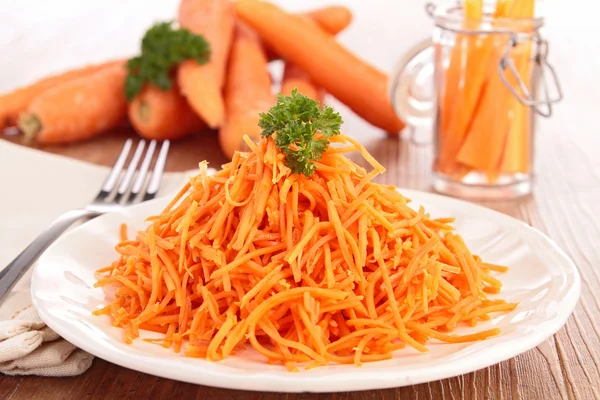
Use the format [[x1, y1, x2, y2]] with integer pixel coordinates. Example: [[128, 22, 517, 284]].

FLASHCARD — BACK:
[[94, 134, 517, 370]]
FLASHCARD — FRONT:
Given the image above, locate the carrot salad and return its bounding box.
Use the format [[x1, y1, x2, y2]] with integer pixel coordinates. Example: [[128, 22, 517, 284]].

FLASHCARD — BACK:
[[94, 92, 516, 370]]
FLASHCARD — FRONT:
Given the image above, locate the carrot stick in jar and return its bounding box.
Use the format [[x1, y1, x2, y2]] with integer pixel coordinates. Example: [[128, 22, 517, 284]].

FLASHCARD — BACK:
[[498, 0, 536, 174]]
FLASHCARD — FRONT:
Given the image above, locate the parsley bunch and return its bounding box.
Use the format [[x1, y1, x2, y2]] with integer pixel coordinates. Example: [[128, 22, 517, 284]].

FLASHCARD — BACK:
[[259, 89, 343, 177], [125, 22, 210, 101]]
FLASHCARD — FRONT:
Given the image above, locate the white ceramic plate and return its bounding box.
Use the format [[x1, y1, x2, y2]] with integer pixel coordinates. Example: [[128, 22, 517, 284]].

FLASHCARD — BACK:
[[31, 189, 580, 392]]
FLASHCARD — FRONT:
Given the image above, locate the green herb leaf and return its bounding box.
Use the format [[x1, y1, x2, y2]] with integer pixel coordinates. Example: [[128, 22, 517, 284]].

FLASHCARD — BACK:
[[259, 89, 343, 176], [125, 21, 210, 101]]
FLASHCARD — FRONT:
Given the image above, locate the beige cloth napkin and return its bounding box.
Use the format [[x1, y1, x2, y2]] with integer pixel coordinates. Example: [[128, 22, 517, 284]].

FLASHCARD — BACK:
[[0, 139, 199, 376]]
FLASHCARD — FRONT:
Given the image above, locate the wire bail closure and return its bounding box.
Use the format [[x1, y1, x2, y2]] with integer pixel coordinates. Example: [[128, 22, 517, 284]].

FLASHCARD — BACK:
[[498, 34, 563, 117]]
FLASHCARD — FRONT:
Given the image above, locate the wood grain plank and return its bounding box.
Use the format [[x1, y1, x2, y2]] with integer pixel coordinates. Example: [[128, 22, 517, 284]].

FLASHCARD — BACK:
[[0, 376, 23, 400], [532, 132, 600, 400]]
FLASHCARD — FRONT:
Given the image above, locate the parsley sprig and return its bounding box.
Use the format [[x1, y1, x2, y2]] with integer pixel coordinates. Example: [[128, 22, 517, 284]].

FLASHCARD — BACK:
[[259, 89, 343, 177], [125, 22, 210, 101]]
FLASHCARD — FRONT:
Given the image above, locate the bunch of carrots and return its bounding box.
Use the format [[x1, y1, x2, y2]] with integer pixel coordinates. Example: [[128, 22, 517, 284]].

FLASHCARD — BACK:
[[0, 0, 404, 159], [437, 0, 536, 182]]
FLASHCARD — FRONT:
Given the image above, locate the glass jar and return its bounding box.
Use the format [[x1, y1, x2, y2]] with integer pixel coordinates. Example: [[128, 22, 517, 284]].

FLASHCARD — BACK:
[[390, 2, 562, 200]]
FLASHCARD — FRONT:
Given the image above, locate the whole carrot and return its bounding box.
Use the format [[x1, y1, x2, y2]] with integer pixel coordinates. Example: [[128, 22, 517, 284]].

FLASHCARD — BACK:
[[18, 63, 128, 144], [304, 5, 353, 35], [265, 6, 353, 61], [279, 10, 352, 104], [281, 63, 324, 103], [177, 0, 235, 128], [219, 22, 274, 159], [124, 22, 209, 141], [280, 9, 352, 105], [234, 0, 404, 134], [0, 60, 122, 130], [129, 83, 206, 140]]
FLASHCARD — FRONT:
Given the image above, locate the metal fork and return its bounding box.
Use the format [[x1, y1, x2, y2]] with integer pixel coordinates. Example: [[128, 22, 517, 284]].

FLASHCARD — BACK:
[[0, 139, 170, 303]]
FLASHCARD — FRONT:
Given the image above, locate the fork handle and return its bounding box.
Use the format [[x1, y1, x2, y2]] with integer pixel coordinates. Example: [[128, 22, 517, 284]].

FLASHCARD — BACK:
[[0, 209, 99, 304]]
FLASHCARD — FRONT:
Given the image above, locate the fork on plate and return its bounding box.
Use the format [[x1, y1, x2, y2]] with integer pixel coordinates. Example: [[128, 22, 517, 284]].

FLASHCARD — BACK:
[[0, 139, 170, 303]]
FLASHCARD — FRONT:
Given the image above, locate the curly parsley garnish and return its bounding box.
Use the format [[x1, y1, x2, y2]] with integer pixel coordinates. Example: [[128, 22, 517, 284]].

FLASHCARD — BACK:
[[125, 22, 210, 101], [259, 89, 343, 177]]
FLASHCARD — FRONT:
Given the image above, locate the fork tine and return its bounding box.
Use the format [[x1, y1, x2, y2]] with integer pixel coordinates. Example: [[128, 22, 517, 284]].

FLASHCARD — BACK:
[[114, 140, 146, 203], [128, 140, 157, 203], [96, 139, 133, 201], [144, 140, 170, 201]]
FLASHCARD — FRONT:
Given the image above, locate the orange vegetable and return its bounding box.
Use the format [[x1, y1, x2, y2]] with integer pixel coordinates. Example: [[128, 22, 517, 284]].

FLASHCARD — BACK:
[[0, 60, 122, 130], [234, 0, 404, 134], [499, 0, 535, 173], [219, 22, 274, 159], [437, 34, 467, 170], [280, 63, 324, 103], [278, 15, 331, 104], [304, 5, 353, 36], [440, 47, 496, 173], [18, 63, 128, 144], [279, 7, 353, 104], [265, 6, 353, 61], [455, 37, 512, 174], [464, 0, 483, 19], [494, 0, 512, 17], [437, 0, 491, 175], [279, 7, 353, 103], [95, 133, 516, 368], [437, 0, 537, 179], [129, 82, 207, 140], [499, 43, 533, 174], [177, 0, 235, 128], [445, 0, 502, 176]]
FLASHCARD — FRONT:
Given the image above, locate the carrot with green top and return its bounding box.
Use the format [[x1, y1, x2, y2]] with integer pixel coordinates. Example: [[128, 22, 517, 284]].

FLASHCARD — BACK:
[[125, 22, 210, 140], [0, 60, 122, 130], [177, 0, 235, 129], [18, 63, 128, 144], [234, 0, 404, 134]]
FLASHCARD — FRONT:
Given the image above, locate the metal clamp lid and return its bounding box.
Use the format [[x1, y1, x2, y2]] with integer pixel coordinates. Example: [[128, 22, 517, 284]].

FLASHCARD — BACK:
[[499, 34, 564, 117]]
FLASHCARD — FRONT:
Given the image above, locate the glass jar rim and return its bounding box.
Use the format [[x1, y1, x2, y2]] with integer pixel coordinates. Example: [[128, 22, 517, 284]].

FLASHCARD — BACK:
[[430, 3, 544, 33]]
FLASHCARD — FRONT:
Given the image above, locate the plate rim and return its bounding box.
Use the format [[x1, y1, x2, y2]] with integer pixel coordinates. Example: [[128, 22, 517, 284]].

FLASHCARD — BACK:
[[31, 188, 581, 392]]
